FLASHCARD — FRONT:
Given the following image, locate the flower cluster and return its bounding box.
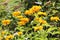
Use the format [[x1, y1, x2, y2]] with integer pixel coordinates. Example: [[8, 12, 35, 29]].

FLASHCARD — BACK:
[[0, 5, 60, 40], [25, 5, 41, 15]]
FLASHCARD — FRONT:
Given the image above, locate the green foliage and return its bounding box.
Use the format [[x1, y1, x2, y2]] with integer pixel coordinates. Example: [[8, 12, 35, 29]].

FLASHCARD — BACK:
[[0, 0, 60, 40]]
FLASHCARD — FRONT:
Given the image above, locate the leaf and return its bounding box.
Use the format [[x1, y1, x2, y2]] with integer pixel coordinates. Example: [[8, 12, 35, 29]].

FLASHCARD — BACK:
[[47, 27, 57, 33]]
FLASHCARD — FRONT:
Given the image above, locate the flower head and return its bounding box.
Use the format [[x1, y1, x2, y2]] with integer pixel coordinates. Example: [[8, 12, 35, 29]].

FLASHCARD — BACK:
[[1, 31, 5, 35], [39, 19, 47, 24], [16, 16, 24, 19], [34, 26, 43, 31], [12, 11, 21, 17], [17, 21, 26, 26], [32, 5, 41, 12], [17, 32, 23, 36], [38, 12, 47, 16], [5, 34, 14, 40], [2, 20, 11, 26], [20, 18, 29, 23], [50, 16, 60, 21], [25, 10, 33, 15]]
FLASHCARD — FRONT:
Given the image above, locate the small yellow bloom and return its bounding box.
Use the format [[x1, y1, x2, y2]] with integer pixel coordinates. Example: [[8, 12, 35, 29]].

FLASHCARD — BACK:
[[39, 20, 47, 24], [1, 31, 5, 35], [17, 32, 22, 36], [25, 10, 33, 15], [34, 26, 43, 31], [2, 20, 11, 26], [16, 16, 23, 19], [25, 6, 41, 15], [12, 11, 21, 17], [6, 34, 14, 39], [50, 16, 60, 21], [20, 18, 29, 23], [17, 21, 26, 26], [39, 18, 47, 24], [38, 12, 47, 16], [34, 17, 40, 21], [32, 5, 41, 12], [17, 18, 29, 26]]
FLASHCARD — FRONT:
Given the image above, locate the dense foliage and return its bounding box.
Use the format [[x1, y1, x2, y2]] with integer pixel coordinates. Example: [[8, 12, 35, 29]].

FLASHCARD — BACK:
[[0, 0, 60, 40]]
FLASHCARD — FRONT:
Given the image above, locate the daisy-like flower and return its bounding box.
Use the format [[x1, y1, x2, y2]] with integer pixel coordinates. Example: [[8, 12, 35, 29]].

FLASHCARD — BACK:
[[12, 11, 21, 17], [20, 18, 29, 23], [39, 19, 47, 24], [17, 21, 26, 26], [50, 16, 60, 21], [37, 11, 47, 16], [25, 10, 33, 15], [17, 18, 29, 26], [17, 32, 23, 36], [5, 34, 14, 40], [34, 26, 43, 31], [31, 5, 41, 12], [1, 31, 6, 35], [16, 15, 24, 19], [2, 19, 11, 26]]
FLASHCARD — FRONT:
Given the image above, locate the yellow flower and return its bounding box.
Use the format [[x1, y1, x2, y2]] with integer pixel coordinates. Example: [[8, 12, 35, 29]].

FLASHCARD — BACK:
[[17, 18, 29, 26], [31, 5, 41, 12], [25, 6, 41, 15], [39, 19, 47, 24], [17, 21, 26, 26], [16, 16, 23, 19], [25, 10, 33, 15], [38, 12, 47, 16], [50, 16, 60, 21], [6, 34, 14, 39], [12, 11, 21, 17], [1, 31, 5, 35], [20, 18, 29, 23], [2, 20, 11, 26], [34, 26, 43, 31], [29, 8, 35, 13], [17, 32, 23, 36], [34, 17, 40, 21]]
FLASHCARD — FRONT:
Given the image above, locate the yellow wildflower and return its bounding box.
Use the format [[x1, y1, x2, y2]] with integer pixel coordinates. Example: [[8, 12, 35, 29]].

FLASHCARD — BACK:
[[20, 18, 29, 23], [39, 19, 47, 24], [34, 17, 40, 21], [1, 31, 5, 35], [17, 32, 23, 36], [17, 21, 26, 26], [50, 16, 60, 21], [29, 8, 35, 13], [25, 10, 33, 15], [25, 6, 41, 15], [16, 16, 23, 19], [31, 5, 41, 12], [12, 11, 21, 17], [6, 34, 14, 39], [38, 12, 47, 16], [2, 20, 11, 26], [17, 18, 29, 26], [34, 26, 43, 31]]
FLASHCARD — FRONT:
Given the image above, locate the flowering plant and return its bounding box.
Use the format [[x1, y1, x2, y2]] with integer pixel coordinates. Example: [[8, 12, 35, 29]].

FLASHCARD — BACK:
[[0, 0, 60, 40]]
